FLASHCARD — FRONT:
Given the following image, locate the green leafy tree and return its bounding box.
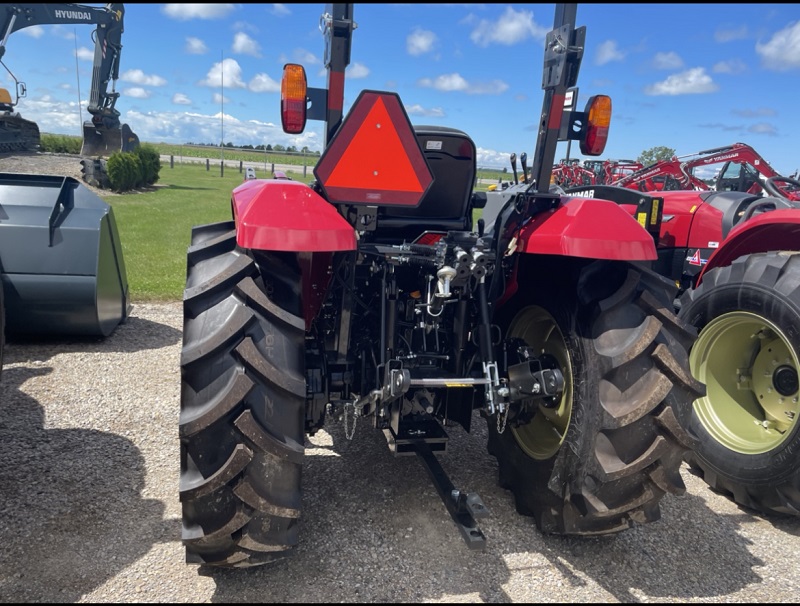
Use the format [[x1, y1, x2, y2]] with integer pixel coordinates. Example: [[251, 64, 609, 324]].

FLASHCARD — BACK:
[[638, 146, 676, 167]]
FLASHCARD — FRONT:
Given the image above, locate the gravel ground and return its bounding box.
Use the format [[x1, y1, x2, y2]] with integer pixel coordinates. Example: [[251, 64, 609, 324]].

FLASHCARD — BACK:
[[1, 303, 800, 603], [0, 151, 118, 197], [1, 152, 800, 602]]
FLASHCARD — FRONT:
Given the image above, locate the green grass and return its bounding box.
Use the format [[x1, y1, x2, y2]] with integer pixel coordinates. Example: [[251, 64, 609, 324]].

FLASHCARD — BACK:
[[102, 158, 505, 303], [104, 163, 304, 302]]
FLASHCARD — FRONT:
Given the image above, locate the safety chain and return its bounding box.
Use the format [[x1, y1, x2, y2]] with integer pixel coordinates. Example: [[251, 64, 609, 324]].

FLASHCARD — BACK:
[[496, 407, 509, 435]]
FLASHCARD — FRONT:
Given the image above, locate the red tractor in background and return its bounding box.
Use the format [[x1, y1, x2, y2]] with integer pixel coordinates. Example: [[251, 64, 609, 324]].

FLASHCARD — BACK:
[[177, 2, 702, 568], [611, 143, 800, 202], [551, 157, 596, 187], [551, 157, 643, 188], [568, 161, 800, 517]]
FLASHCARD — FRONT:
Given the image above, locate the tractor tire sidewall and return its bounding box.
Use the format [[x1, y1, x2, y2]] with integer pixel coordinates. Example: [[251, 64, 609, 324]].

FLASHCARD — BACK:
[[180, 221, 306, 568], [678, 252, 800, 490], [488, 259, 700, 535]]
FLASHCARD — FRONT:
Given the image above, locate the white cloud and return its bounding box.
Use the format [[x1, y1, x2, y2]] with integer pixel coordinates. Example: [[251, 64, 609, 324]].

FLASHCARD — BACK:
[[20, 25, 44, 39], [294, 49, 320, 65], [419, 73, 468, 92], [469, 6, 548, 47], [248, 73, 281, 93], [121, 69, 167, 87], [407, 28, 437, 56], [212, 93, 230, 105], [732, 107, 776, 118], [123, 87, 151, 99], [653, 51, 683, 70], [172, 93, 192, 105], [347, 63, 369, 79], [198, 58, 246, 89], [417, 73, 508, 95], [123, 109, 318, 150], [279, 49, 321, 66], [185, 37, 208, 55], [595, 40, 625, 65], [713, 59, 747, 74], [405, 104, 445, 118], [271, 4, 291, 16], [756, 21, 800, 71], [75, 46, 94, 61], [644, 67, 719, 96], [714, 25, 749, 43], [232, 32, 262, 57], [477, 146, 516, 170], [748, 122, 778, 136], [161, 4, 235, 20]]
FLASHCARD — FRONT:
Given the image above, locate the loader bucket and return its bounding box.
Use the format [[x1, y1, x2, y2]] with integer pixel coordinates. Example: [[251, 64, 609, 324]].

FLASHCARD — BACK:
[[80, 122, 140, 157], [0, 172, 130, 337]]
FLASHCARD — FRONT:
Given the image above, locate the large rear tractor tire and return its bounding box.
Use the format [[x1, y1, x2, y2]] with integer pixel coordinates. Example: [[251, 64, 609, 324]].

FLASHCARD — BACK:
[[180, 221, 306, 567], [488, 260, 703, 535], [677, 251, 800, 516]]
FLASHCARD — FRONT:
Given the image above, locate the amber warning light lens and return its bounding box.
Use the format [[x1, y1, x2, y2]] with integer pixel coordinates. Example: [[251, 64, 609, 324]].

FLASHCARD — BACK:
[[580, 95, 612, 156], [281, 64, 307, 134]]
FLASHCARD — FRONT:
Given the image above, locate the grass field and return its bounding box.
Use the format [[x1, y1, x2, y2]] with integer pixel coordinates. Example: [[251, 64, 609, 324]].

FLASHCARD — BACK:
[[105, 159, 497, 303], [105, 163, 249, 302]]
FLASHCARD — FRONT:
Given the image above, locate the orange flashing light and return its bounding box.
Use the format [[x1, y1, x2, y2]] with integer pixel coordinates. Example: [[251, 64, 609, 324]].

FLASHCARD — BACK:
[[281, 64, 307, 134], [580, 95, 612, 156]]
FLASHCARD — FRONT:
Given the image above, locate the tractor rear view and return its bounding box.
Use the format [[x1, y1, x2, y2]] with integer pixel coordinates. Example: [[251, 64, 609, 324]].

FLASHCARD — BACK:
[[178, 2, 703, 568]]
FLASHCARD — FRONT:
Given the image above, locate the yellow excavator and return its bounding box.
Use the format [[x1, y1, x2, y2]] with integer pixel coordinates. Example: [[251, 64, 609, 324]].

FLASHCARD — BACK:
[[0, 71, 39, 152]]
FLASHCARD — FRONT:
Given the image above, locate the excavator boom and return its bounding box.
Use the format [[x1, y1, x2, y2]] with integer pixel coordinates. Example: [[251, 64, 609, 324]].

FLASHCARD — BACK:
[[0, 3, 138, 156]]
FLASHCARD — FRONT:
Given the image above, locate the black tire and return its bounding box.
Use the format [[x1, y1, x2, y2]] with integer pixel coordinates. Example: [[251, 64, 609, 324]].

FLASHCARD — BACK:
[[180, 221, 306, 567], [487, 260, 703, 535], [677, 251, 800, 516]]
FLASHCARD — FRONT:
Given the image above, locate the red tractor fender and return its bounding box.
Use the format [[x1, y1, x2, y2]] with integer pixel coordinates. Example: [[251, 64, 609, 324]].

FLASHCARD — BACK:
[[518, 197, 658, 260], [231, 178, 356, 252], [696, 209, 800, 285], [231, 179, 357, 329]]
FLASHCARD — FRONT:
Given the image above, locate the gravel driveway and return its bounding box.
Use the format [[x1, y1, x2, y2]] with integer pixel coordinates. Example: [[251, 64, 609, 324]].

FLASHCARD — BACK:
[[1, 301, 799, 603]]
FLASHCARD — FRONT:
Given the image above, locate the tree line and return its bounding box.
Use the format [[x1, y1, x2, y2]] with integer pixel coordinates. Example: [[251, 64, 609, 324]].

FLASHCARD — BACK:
[[184, 142, 321, 155]]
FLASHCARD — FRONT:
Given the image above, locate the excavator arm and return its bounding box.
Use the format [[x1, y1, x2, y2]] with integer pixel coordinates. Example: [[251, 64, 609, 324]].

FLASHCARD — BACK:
[[0, 3, 138, 156]]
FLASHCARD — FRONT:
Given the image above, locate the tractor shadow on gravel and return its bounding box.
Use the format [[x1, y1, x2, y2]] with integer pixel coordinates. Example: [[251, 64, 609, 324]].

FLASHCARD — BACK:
[[3, 312, 181, 364], [201, 412, 766, 603], [0, 365, 166, 603], [682, 465, 800, 537]]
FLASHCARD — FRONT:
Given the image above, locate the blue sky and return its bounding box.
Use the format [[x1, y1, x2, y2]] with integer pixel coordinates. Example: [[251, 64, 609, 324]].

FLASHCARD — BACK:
[[2, 3, 799, 175]]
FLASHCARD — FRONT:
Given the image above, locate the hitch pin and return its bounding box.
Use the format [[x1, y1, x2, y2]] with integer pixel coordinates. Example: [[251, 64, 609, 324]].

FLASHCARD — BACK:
[[483, 361, 503, 415]]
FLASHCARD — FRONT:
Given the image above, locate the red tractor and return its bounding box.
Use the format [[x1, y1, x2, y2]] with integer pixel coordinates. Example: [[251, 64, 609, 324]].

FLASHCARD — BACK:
[[612, 143, 800, 201], [178, 3, 702, 568], [568, 169, 800, 517]]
